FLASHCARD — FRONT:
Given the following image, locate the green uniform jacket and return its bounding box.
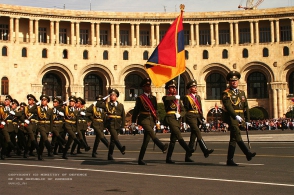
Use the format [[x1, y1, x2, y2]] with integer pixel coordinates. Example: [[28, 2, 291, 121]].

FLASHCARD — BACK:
[[162, 95, 185, 128], [182, 94, 205, 124], [105, 101, 125, 130], [221, 88, 250, 126]]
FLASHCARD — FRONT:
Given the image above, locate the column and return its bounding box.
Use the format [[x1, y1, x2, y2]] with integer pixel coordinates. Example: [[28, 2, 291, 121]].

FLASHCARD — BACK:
[[275, 20, 280, 43], [116, 23, 120, 46], [234, 22, 239, 45], [215, 23, 219, 45], [55, 21, 59, 44], [131, 23, 134, 47], [136, 23, 140, 46], [250, 21, 254, 44], [29, 19, 33, 43], [35, 20, 39, 43], [283, 86, 287, 117], [210, 23, 214, 45], [91, 22, 94, 45], [270, 20, 275, 43], [156, 24, 159, 45], [255, 20, 259, 44], [15, 18, 19, 43], [71, 22, 74, 45], [76, 22, 80, 45], [50, 21, 54, 44], [9, 17, 14, 42], [190, 23, 194, 46], [230, 22, 234, 45], [111, 23, 114, 46], [278, 89, 283, 117], [291, 18, 294, 42], [195, 23, 199, 46], [273, 88, 278, 119], [151, 24, 154, 46], [96, 23, 100, 46]]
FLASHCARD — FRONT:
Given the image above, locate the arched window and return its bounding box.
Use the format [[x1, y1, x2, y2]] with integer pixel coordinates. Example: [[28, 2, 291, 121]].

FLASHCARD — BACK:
[[206, 73, 226, 100], [42, 73, 62, 98], [289, 71, 294, 94], [83, 50, 88, 59], [42, 48, 47, 58], [203, 50, 209, 59], [62, 49, 68, 59], [283, 46, 290, 56], [22, 47, 27, 57], [222, 49, 228, 59], [263, 48, 269, 57], [125, 74, 143, 101], [1, 77, 9, 95], [2, 46, 7, 56], [242, 48, 249, 58], [247, 72, 268, 99], [185, 50, 189, 60], [143, 51, 148, 60], [123, 50, 129, 60], [103, 50, 108, 60], [84, 74, 103, 101]]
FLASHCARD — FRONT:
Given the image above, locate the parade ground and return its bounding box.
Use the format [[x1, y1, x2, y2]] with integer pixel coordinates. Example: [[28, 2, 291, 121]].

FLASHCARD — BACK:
[[0, 130, 293, 195]]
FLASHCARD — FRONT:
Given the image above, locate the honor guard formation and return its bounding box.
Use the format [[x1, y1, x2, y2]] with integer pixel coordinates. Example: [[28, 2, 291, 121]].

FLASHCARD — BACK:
[[0, 71, 256, 166]]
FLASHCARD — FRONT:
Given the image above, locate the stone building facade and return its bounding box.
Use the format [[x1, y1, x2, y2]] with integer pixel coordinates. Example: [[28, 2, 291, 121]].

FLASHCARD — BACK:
[[0, 4, 294, 121]]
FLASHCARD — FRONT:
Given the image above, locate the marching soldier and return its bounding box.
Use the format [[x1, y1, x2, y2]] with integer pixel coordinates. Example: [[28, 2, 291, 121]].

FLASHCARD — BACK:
[[86, 95, 109, 158], [162, 80, 194, 163], [131, 78, 168, 165], [222, 71, 256, 166], [36, 94, 53, 160], [17, 102, 30, 158], [105, 88, 126, 160], [183, 79, 214, 162]]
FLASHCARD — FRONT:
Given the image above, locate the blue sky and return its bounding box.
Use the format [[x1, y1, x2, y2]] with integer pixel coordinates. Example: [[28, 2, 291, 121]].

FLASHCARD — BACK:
[[0, 0, 293, 12]]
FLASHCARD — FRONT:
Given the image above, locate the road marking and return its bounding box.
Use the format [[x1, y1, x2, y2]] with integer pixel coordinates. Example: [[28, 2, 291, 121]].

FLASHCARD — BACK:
[[219, 162, 264, 166], [1, 162, 293, 187], [261, 147, 294, 149]]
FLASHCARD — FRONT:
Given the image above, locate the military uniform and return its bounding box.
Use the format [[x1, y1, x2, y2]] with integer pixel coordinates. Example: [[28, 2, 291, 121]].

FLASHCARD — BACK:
[[183, 79, 214, 162], [222, 71, 256, 166], [105, 88, 126, 160], [86, 95, 109, 158], [131, 78, 168, 165], [162, 80, 194, 164]]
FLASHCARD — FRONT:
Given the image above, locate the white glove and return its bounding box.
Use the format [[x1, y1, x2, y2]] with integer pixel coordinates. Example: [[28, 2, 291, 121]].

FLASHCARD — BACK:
[[175, 95, 180, 100], [182, 122, 187, 129], [175, 113, 181, 119], [36, 101, 40, 106], [92, 101, 97, 106], [63, 101, 68, 105], [236, 115, 243, 123], [24, 119, 30, 125], [1, 121, 6, 126], [131, 123, 136, 130], [202, 118, 206, 123], [58, 112, 64, 116], [80, 111, 86, 116], [245, 122, 251, 127], [9, 111, 15, 115]]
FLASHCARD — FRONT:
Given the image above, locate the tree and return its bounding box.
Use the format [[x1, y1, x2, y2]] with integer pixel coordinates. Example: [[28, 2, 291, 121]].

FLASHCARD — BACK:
[[249, 107, 264, 120]]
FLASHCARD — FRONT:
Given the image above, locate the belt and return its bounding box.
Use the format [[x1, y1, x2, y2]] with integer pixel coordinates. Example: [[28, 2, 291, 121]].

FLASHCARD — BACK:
[[53, 121, 63, 124], [94, 118, 103, 122], [189, 110, 198, 113], [78, 119, 87, 122], [30, 119, 38, 123], [234, 110, 243, 112], [5, 120, 13, 123], [38, 121, 50, 124], [166, 111, 177, 114], [107, 115, 121, 119], [12, 122, 18, 125], [65, 120, 76, 124], [140, 112, 150, 115]]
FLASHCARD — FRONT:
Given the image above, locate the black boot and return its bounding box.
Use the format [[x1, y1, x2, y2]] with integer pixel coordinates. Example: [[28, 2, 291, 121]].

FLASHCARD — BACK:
[[114, 140, 125, 155], [153, 138, 168, 153], [62, 146, 69, 159], [1, 147, 6, 160], [166, 142, 175, 164], [108, 142, 115, 160], [92, 140, 99, 158], [185, 142, 194, 162], [138, 147, 147, 165], [77, 145, 83, 154], [226, 145, 238, 166], [178, 139, 194, 158], [198, 139, 214, 158], [237, 141, 256, 161], [45, 140, 53, 156], [57, 135, 66, 145], [7, 142, 16, 150], [101, 137, 109, 148], [80, 139, 91, 152]]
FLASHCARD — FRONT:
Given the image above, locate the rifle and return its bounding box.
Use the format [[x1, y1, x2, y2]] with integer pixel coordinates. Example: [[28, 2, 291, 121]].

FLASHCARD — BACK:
[[245, 122, 251, 149]]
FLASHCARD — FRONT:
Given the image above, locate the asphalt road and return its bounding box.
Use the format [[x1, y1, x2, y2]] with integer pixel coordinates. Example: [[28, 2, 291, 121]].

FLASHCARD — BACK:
[[0, 130, 293, 195]]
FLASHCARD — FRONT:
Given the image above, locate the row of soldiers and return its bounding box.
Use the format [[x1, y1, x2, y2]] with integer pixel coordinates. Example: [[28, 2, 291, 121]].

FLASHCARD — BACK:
[[0, 70, 256, 166]]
